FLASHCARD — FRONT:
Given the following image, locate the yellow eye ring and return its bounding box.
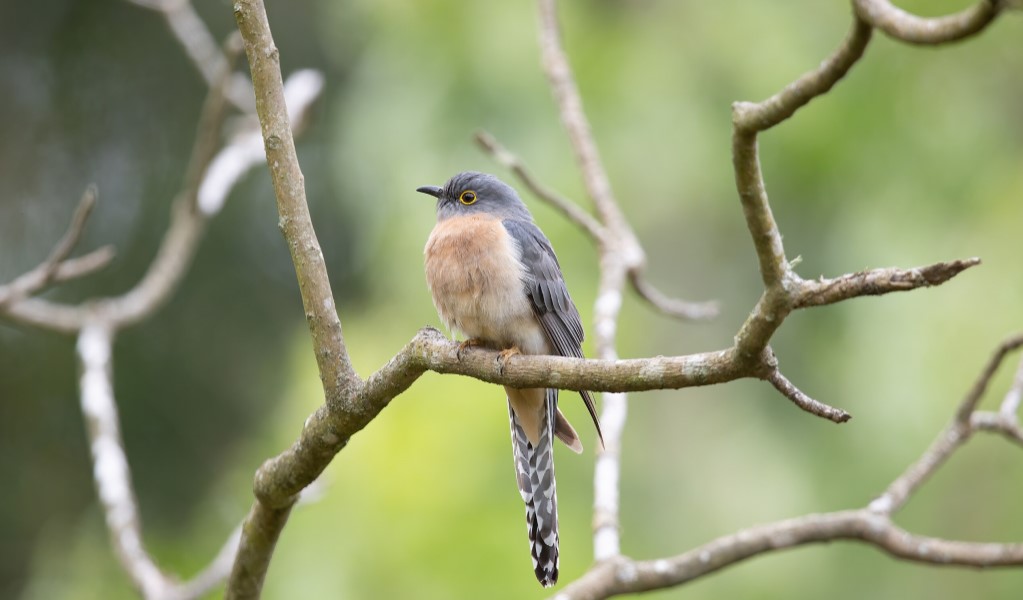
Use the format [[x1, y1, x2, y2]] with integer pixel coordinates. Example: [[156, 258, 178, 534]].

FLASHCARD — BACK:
[[459, 190, 477, 205]]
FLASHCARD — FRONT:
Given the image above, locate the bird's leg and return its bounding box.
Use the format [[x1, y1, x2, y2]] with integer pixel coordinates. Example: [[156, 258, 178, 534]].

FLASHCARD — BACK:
[[456, 338, 485, 361], [496, 346, 521, 376]]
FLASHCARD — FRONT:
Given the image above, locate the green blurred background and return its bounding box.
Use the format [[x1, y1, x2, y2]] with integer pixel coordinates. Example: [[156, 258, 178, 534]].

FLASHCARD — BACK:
[[1, 0, 1021, 598]]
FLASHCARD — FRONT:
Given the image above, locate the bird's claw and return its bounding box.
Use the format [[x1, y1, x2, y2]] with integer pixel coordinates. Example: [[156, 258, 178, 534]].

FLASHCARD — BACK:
[[456, 338, 484, 361], [496, 346, 521, 376]]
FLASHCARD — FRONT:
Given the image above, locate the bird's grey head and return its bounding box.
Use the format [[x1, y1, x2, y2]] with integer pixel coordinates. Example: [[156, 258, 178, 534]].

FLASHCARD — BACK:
[[416, 171, 533, 222]]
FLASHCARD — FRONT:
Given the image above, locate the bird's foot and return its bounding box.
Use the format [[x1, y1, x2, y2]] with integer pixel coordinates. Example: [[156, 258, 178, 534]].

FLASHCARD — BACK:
[[496, 346, 521, 376], [456, 338, 485, 361]]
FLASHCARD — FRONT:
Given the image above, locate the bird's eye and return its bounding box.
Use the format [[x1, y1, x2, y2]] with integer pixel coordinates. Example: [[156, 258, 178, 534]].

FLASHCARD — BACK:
[[459, 190, 477, 205]]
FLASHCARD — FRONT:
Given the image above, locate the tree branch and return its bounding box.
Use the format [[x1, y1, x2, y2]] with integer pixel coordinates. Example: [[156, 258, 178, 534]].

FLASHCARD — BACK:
[[220, 1, 1012, 595], [475, 129, 718, 322], [627, 268, 719, 321], [552, 510, 1023, 600], [866, 332, 1023, 520], [795, 258, 981, 308], [77, 323, 169, 598], [474, 130, 607, 244], [227, 1, 359, 595], [127, 0, 255, 111], [766, 369, 852, 424], [852, 0, 1003, 45], [556, 334, 1023, 599], [0, 42, 234, 333], [0, 186, 113, 307], [999, 354, 1023, 416]]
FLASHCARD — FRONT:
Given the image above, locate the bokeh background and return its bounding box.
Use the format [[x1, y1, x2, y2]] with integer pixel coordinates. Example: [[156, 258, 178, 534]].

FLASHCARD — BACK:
[[1, 0, 1022, 598]]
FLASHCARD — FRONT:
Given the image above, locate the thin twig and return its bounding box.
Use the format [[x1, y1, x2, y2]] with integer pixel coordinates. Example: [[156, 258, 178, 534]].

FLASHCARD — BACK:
[[199, 70, 324, 216], [954, 334, 1023, 424], [537, 0, 629, 236], [627, 269, 719, 321], [733, 18, 873, 134], [126, 0, 255, 110], [474, 130, 606, 243], [852, 0, 1002, 45], [0, 186, 102, 306], [766, 370, 852, 424], [795, 258, 981, 308], [867, 423, 971, 515], [971, 412, 1023, 448], [999, 354, 1023, 416], [869, 333, 1023, 515], [475, 130, 717, 322], [2, 36, 239, 333], [51, 246, 117, 282]]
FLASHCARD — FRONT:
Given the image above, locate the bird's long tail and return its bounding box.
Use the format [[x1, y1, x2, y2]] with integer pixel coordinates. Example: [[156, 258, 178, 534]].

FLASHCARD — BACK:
[[508, 389, 559, 587]]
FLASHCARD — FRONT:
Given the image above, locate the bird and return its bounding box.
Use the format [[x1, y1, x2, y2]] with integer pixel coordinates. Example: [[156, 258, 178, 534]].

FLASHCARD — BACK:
[[417, 171, 602, 588]]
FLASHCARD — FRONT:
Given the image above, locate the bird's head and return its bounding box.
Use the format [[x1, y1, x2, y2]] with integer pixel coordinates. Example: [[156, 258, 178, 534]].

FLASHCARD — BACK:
[[417, 171, 532, 222]]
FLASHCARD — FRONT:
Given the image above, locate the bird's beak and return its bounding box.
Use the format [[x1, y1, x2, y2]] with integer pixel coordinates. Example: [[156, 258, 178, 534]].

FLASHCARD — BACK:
[[416, 185, 443, 198]]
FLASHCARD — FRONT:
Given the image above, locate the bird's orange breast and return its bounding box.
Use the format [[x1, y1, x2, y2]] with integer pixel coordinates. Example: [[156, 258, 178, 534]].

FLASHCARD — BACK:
[[424, 215, 538, 349]]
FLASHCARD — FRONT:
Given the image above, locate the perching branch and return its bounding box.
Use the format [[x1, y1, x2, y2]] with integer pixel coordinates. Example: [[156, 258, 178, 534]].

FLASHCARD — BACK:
[[219, 0, 1015, 597]]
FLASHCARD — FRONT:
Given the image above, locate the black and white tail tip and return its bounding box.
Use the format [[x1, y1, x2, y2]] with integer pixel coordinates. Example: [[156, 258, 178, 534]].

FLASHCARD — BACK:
[[509, 399, 560, 587]]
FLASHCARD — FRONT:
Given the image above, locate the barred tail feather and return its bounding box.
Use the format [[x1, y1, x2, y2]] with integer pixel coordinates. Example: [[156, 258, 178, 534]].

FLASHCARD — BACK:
[[508, 390, 559, 587]]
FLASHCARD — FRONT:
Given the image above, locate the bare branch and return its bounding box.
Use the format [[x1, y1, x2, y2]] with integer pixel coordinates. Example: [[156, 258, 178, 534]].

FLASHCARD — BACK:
[[560, 334, 1023, 599], [77, 323, 172, 599], [217, 1, 1014, 596], [0, 34, 293, 334], [852, 0, 1003, 46], [127, 0, 255, 110], [592, 390, 626, 561], [232, 0, 358, 395], [733, 18, 872, 134], [869, 333, 1023, 515], [199, 69, 324, 216], [227, 1, 359, 595], [795, 258, 981, 309], [766, 369, 852, 424], [732, 17, 871, 298], [474, 130, 606, 243], [955, 333, 1023, 423], [475, 130, 717, 322], [627, 269, 719, 321], [999, 354, 1023, 416], [551, 510, 1023, 600], [77, 323, 253, 600], [971, 411, 1023, 448], [537, 0, 630, 237], [50, 246, 117, 283], [867, 422, 971, 515], [729, 16, 875, 364], [0, 186, 105, 306]]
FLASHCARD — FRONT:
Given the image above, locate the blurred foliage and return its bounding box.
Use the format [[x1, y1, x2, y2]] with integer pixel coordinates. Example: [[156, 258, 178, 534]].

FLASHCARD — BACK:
[[1, 0, 1022, 598]]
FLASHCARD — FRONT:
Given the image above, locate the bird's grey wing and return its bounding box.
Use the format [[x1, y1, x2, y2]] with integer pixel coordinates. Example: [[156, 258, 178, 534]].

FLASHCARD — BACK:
[[502, 219, 603, 443]]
